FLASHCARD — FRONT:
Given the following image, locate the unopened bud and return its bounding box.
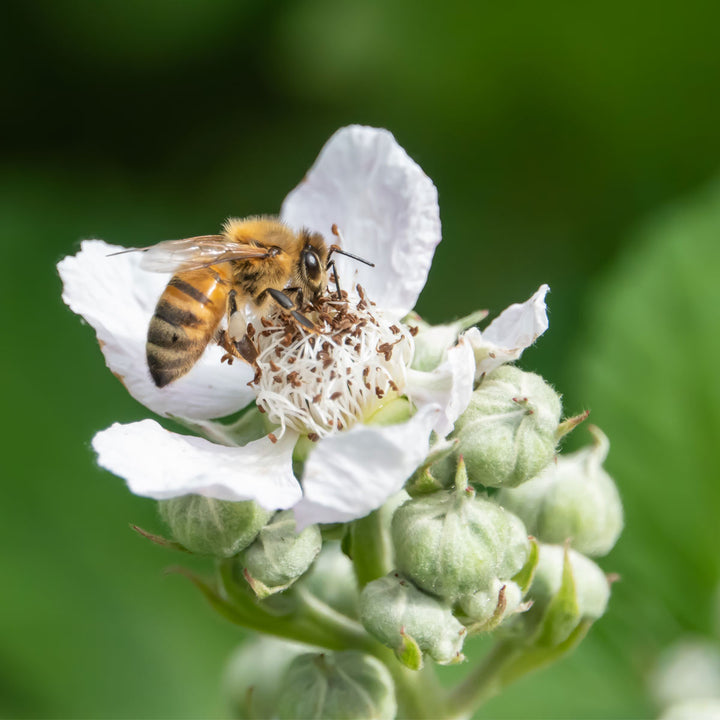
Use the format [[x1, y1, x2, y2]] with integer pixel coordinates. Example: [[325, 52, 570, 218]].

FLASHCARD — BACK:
[[392, 466, 530, 601], [223, 636, 309, 719], [520, 543, 610, 646], [277, 651, 397, 720], [158, 495, 272, 557], [458, 578, 527, 632], [241, 511, 321, 597], [497, 426, 623, 556], [301, 541, 358, 618], [359, 572, 466, 667], [451, 365, 562, 489]]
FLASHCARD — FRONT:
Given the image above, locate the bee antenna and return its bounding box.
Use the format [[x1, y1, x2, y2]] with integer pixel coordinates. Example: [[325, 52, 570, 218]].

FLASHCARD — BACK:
[[106, 247, 145, 257], [329, 224, 375, 267], [328, 244, 375, 268]]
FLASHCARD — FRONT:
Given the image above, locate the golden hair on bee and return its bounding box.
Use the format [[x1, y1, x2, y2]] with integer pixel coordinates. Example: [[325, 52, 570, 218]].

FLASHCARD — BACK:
[[135, 216, 334, 387], [108, 216, 375, 387]]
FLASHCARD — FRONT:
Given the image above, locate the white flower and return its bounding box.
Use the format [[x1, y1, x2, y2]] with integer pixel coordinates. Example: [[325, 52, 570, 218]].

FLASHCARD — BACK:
[[59, 125, 550, 528]]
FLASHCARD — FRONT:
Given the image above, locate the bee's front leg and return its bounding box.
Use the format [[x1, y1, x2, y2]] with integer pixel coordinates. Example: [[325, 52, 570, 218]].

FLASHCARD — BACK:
[[266, 288, 318, 332]]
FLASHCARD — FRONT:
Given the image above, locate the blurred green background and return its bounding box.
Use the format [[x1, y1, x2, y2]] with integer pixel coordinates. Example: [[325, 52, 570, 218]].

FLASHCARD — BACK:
[[2, 1, 719, 717]]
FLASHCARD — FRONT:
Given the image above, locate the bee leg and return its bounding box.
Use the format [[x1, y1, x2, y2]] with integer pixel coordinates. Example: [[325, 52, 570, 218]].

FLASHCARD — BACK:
[[266, 288, 295, 310], [267, 288, 318, 332], [228, 288, 239, 315], [291, 311, 316, 331], [327, 259, 341, 300], [235, 335, 259, 364], [217, 329, 236, 365], [218, 328, 259, 365]]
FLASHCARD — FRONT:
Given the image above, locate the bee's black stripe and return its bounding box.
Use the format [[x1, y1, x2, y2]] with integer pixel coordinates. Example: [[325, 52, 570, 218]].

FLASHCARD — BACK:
[[146, 349, 191, 368], [147, 321, 194, 349], [169, 277, 212, 306], [154, 300, 202, 328]]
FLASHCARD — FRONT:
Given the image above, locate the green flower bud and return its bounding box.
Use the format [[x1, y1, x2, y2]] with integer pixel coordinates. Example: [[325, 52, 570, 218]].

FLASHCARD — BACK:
[[158, 495, 272, 557], [241, 511, 322, 597], [451, 365, 562, 488], [497, 426, 623, 556], [359, 572, 466, 667], [520, 543, 610, 645], [392, 463, 530, 601], [223, 636, 310, 719], [277, 651, 396, 720], [458, 578, 527, 632], [301, 541, 359, 618]]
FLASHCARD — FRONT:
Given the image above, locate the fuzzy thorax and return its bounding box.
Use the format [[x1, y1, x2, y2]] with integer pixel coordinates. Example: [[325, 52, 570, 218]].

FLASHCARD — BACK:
[[245, 290, 414, 439]]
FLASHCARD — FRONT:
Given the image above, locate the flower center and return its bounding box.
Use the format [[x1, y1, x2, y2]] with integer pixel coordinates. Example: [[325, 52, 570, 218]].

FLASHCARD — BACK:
[[246, 289, 413, 439]]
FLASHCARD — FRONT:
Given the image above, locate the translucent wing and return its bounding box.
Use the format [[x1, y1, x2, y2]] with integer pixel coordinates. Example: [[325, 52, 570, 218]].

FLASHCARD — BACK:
[[110, 236, 273, 273]]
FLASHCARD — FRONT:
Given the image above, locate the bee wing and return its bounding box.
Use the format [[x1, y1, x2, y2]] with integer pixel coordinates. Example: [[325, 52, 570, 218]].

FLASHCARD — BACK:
[[111, 236, 273, 273]]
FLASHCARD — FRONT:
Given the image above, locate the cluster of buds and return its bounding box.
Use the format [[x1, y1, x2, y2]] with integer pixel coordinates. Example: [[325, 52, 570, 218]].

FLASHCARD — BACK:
[[152, 335, 622, 717], [59, 126, 624, 718]]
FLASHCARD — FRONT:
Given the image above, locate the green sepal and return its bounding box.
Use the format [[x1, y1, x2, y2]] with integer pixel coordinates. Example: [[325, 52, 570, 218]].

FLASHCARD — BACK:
[[454, 455, 471, 495], [242, 567, 294, 600], [461, 584, 510, 635], [533, 546, 580, 647], [395, 628, 424, 670], [405, 438, 458, 496], [405, 467, 445, 497], [130, 524, 190, 553], [512, 537, 539, 595], [556, 410, 590, 441]]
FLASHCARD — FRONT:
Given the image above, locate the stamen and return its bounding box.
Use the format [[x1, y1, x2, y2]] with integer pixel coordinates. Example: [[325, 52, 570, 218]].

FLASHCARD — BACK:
[[246, 294, 413, 438]]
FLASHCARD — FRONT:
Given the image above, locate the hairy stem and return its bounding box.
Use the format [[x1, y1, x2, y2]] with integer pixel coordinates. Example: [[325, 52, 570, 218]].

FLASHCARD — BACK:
[[216, 560, 375, 652], [215, 559, 448, 719], [446, 622, 593, 719], [348, 507, 394, 588]]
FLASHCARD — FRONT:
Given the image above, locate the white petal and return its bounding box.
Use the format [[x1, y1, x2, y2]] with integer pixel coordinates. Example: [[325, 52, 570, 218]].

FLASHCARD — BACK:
[[58, 240, 255, 420], [293, 404, 440, 528], [92, 419, 301, 509], [405, 335, 475, 437], [466, 284, 550, 379], [281, 126, 441, 316]]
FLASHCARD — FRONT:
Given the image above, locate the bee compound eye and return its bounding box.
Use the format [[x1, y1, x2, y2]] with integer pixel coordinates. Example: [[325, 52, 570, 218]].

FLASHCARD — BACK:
[[303, 248, 321, 280]]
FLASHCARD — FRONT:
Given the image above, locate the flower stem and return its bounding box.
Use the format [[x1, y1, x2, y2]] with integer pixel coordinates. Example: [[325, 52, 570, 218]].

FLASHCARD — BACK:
[[293, 585, 376, 652], [376, 651, 448, 720], [348, 508, 394, 588], [215, 560, 376, 652], [445, 621, 593, 719], [445, 640, 522, 718], [214, 560, 448, 719]]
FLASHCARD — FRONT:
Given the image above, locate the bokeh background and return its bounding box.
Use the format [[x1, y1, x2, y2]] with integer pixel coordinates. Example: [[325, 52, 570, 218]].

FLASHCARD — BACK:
[[2, 1, 720, 717]]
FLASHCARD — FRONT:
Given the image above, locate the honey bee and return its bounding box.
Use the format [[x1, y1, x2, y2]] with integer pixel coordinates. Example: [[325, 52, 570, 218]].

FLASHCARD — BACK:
[[122, 216, 371, 387]]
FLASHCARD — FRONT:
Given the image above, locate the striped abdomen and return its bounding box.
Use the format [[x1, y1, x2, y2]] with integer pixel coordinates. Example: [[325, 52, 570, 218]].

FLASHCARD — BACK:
[[147, 266, 232, 387]]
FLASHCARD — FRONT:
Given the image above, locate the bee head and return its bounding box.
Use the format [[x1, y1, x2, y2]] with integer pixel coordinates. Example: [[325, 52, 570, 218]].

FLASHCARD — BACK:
[[299, 231, 328, 299]]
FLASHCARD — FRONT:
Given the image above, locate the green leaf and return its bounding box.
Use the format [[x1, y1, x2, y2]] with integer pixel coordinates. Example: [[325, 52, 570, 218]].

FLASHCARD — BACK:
[[574, 178, 720, 639], [566, 177, 720, 717]]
